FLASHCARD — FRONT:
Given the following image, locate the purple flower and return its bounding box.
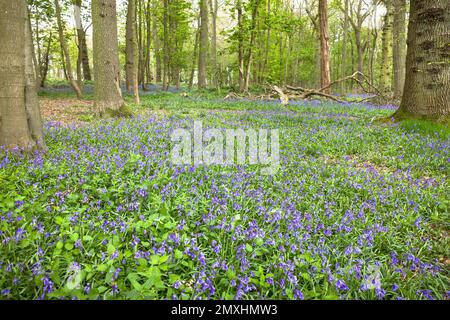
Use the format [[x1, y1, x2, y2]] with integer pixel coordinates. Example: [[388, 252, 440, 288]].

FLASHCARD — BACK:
[[336, 280, 349, 291]]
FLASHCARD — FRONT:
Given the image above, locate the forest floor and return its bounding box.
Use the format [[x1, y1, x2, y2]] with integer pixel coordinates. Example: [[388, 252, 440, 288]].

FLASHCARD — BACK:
[[0, 89, 449, 300]]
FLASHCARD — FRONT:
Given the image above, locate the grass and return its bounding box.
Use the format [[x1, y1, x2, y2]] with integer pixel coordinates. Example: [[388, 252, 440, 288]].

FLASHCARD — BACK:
[[1, 90, 448, 300]]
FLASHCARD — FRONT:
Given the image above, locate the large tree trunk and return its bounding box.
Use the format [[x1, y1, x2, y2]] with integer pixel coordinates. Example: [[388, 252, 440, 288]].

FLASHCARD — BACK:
[[92, 0, 126, 115], [319, 0, 331, 93], [392, 0, 407, 100], [126, 0, 140, 104], [55, 0, 83, 99], [396, 0, 450, 119], [0, 0, 44, 149], [198, 0, 209, 88]]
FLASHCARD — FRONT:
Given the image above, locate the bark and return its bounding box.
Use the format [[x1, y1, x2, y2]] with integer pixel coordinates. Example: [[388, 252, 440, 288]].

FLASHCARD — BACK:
[[319, 0, 331, 94], [209, 0, 218, 88], [237, 0, 244, 92], [162, 0, 169, 90], [243, 0, 261, 92], [55, 0, 83, 99], [380, 0, 393, 92], [0, 0, 44, 149], [396, 0, 450, 119], [40, 32, 52, 88], [261, 0, 271, 83], [198, 0, 209, 88], [25, 12, 44, 145], [27, 9, 41, 89], [137, 0, 146, 89], [152, 0, 161, 83], [92, 0, 126, 115], [189, 17, 201, 89], [144, 0, 152, 85], [74, 0, 92, 81], [341, 0, 349, 93], [126, 0, 140, 104], [393, 0, 407, 99]]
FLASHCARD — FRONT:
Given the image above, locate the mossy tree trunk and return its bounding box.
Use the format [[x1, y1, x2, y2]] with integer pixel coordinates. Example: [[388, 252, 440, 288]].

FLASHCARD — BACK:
[[395, 0, 450, 120], [0, 0, 44, 150]]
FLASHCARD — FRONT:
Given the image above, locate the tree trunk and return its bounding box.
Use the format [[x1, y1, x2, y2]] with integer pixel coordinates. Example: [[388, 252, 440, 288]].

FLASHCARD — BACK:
[[0, 0, 44, 149], [162, 0, 169, 90], [237, 0, 244, 92], [243, 0, 261, 92], [396, 0, 450, 119], [319, 0, 331, 93], [55, 0, 83, 99], [189, 17, 201, 89], [92, 0, 126, 115], [145, 0, 152, 85], [152, 0, 161, 83], [74, 0, 92, 81], [198, 0, 209, 88], [126, 0, 140, 104], [392, 0, 406, 100], [209, 0, 218, 88], [380, 0, 393, 92], [341, 0, 349, 93], [40, 32, 52, 88]]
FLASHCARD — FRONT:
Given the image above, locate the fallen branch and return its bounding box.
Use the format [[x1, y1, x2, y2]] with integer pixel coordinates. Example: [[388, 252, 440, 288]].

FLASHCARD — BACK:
[[272, 86, 289, 105]]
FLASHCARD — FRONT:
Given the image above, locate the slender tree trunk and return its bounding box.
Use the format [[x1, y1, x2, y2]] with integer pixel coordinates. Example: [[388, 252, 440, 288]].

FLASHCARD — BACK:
[[40, 32, 52, 88], [92, 0, 126, 115], [126, 0, 140, 104], [396, 0, 450, 119], [27, 10, 41, 89], [237, 0, 244, 91], [162, 0, 169, 90], [189, 17, 201, 89], [74, 0, 92, 81], [380, 0, 393, 92], [198, 0, 209, 88], [55, 0, 83, 98], [209, 0, 218, 88], [341, 0, 349, 93], [0, 0, 44, 149], [319, 0, 331, 93], [152, 0, 161, 83], [392, 0, 406, 100], [25, 12, 44, 145], [145, 0, 152, 85], [261, 0, 271, 83], [243, 0, 261, 92]]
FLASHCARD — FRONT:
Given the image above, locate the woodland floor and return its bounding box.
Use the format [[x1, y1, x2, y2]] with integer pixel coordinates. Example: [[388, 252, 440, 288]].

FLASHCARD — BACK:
[[0, 89, 449, 300]]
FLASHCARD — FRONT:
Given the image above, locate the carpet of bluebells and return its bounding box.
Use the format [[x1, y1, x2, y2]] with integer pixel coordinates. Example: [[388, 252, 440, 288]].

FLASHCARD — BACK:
[[0, 96, 449, 300]]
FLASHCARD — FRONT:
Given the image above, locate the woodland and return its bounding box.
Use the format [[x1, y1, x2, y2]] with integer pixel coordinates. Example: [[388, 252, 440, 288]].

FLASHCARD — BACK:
[[0, 0, 448, 300]]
